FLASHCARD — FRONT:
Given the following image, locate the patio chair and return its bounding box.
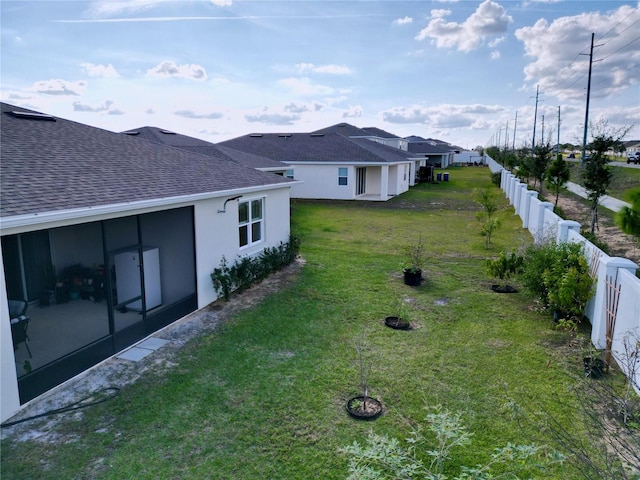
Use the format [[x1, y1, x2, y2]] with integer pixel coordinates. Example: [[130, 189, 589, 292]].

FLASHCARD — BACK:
[[9, 299, 31, 358]]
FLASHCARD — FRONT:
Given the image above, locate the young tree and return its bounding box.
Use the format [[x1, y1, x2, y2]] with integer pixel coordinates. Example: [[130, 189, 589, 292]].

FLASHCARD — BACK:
[[582, 121, 631, 234], [531, 143, 554, 194], [546, 155, 571, 206], [616, 187, 640, 244]]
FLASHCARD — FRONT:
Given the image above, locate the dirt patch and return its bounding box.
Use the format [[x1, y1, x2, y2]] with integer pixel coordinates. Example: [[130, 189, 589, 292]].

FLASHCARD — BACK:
[[553, 192, 639, 265]]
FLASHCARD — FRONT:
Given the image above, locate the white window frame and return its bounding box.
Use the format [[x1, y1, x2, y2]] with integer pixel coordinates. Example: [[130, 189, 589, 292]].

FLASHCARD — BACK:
[[238, 197, 264, 248], [338, 167, 348, 186]]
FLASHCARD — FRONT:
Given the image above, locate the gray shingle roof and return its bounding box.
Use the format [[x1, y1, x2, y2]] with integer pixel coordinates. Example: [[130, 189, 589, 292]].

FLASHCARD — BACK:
[[361, 127, 400, 139], [122, 126, 286, 169], [219, 131, 415, 164], [1, 103, 292, 218]]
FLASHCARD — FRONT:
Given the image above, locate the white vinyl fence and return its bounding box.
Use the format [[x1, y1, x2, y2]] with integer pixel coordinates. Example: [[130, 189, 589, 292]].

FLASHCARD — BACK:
[[488, 157, 640, 390]]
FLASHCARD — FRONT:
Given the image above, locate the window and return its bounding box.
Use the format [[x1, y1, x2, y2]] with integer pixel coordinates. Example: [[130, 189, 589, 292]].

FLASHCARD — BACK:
[[338, 167, 348, 186], [285, 169, 294, 179], [239, 198, 264, 247]]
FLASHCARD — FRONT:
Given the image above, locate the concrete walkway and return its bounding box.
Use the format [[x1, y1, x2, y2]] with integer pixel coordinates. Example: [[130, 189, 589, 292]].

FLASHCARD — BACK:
[[565, 182, 631, 212]]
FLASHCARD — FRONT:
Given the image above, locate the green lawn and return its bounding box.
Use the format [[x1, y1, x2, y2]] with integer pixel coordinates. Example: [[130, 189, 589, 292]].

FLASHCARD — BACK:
[[1, 167, 612, 479], [568, 162, 640, 202]]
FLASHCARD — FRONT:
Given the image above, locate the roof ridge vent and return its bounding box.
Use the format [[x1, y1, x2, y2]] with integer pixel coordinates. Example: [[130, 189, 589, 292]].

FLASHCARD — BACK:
[[160, 130, 176, 135], [123, 131, 140, 135], [249, 134, 263, 137], [7, 110, 56, 121], [310, 133, 324, 137], [278, 134, 291, 138]]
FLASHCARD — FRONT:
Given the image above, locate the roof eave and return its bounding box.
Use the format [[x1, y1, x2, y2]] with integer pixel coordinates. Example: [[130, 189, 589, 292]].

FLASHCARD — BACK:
[[0, 182, 300, 233]]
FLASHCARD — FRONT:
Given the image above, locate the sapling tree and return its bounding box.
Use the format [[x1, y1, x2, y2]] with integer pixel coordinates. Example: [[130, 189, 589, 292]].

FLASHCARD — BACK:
[[474, 188, 501, 249], [531, 143, 554, 194], [616, 187, 640, 246], [546, 155, 571, 207], [582, 120, 631, 234]]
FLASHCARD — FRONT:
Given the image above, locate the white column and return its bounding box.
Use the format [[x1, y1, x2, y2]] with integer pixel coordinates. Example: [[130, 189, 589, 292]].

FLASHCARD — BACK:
[[556, 220, 581, 243], [534, 202, 554, 244], [591, 257, 639, 349], [521, 190, 538, 228], [514, 183, 527, 217], [380, 165, 389, 200]]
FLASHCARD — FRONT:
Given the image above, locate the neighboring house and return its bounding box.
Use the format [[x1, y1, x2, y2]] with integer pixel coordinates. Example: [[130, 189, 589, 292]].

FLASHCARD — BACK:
[[121, 126, 290, 176], [0, 103, 298, 422], [622, 140, 640, 155], [220, 130, 417, 201]]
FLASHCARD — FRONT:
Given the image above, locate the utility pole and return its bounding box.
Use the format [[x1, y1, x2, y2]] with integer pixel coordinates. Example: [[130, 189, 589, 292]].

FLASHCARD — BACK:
[[497, 126, 502, 148], [581, 32, 602, 165], [504, 120, 509, 150], [512, 111, 518, 151], [541, 114, 545, 145], [557, 106, 561, 158], [531, 85, 539, 158]]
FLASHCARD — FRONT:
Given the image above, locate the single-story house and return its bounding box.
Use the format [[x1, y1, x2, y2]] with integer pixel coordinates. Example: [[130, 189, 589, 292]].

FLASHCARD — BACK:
[[219, 130, 418, 201], [0, 103, 298, 422], [121, 126, 291, 176]]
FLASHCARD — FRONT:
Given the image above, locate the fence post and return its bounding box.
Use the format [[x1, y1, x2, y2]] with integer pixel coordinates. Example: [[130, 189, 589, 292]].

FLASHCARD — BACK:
[[521, 190, 538, 229], [556, 220, 581, 243], [513, 182, 525, 214], [534, 202, 554, 244], [591, 257, 639, 349]]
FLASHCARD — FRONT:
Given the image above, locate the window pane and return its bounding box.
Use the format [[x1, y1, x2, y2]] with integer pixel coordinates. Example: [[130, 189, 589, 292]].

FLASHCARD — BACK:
[[251, 221, 262, 242], [238, 202, 249, 223], [251, 199, 262, 220], [338, 177, 348, 186], [339, 168, 348, 176], [239, 225, 248, 246]]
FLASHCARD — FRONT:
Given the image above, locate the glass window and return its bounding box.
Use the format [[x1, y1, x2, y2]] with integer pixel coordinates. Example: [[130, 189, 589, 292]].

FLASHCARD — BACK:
[[285, 169, 294, 179], [239, 198, 264, 247], [338, 167, 348, 186]]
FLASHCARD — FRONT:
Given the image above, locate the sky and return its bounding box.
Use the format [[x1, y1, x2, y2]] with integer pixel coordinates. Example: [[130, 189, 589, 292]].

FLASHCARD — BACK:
[[1, 0, 639, 150]]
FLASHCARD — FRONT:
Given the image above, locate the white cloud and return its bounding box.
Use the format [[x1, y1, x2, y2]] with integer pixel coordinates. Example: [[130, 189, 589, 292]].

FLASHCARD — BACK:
[[430, 9, 451, 19], [30, 79, 86, 96], [381, 103, 504, 129], [245, 111, 301, 125], [278, 77, 335, 96], [73, 100, 113, 112], [146, 61, 207, 81], [342, 105, 363, 118], [174, 110, 224, 119], [394, 16, 413, 25], [80, 63, 120, 78], [295, 63, 352, 75], [490, 50, 500, 60], [514, 4, 640, 101], [284, 103, 310, 114], [416, 0, 513, 52], [87, 0, 230, 18]]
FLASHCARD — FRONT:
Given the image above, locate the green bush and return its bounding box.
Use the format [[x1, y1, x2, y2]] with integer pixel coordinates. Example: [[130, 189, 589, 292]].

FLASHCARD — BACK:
[[211, 235, 300, 300], [340, 404, 564, 479], [521, 241, 594, 324]]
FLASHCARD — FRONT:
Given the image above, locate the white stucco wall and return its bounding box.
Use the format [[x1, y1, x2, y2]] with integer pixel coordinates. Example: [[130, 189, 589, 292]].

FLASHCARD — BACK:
[[0, 247, 21, 423], [288, 164, 355, 200], [193, 186, 292, 308]]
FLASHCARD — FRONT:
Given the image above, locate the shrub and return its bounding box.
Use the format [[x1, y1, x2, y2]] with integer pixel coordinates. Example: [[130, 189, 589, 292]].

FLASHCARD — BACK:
[[340, 404, 563, 479], [211, 235, 300, 300], [486, 249, 524, 288], [521, 241, 594, 324]]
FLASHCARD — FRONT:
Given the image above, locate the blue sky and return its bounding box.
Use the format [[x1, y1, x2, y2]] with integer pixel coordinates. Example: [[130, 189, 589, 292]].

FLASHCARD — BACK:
[[1, 0, 638, 149]]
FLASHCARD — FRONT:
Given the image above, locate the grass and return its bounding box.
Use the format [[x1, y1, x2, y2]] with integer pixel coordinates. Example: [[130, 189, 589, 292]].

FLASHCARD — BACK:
[[568, 162, 640, 202], [0, 167, 612, 479]]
